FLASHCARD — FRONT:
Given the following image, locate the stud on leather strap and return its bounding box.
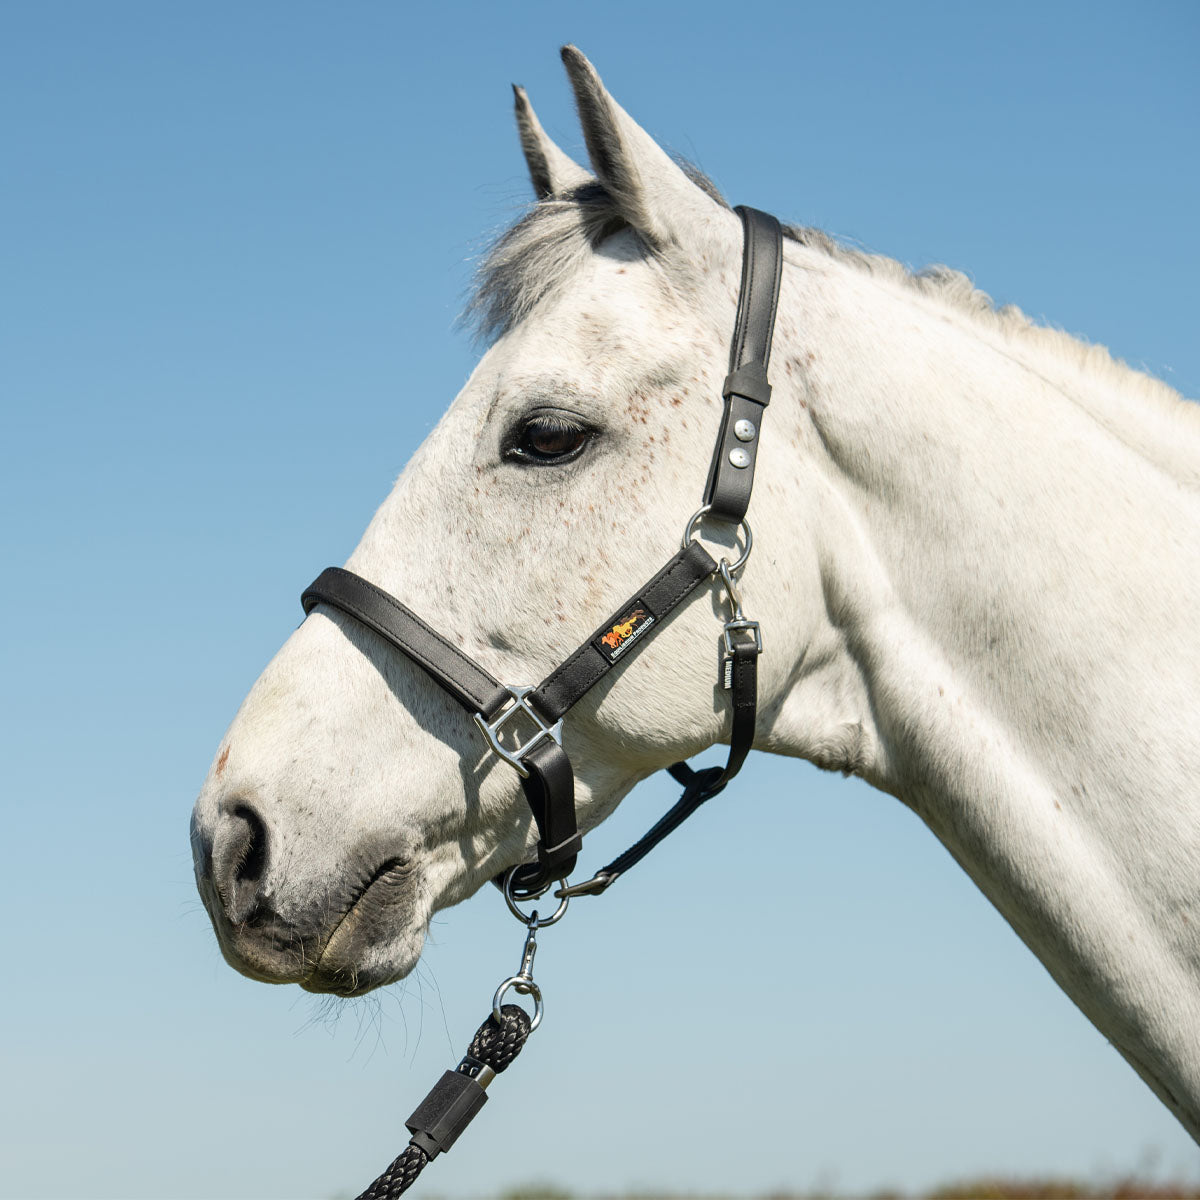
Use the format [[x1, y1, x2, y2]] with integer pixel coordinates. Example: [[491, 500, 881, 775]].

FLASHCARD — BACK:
[[703, 206, 783, 524]]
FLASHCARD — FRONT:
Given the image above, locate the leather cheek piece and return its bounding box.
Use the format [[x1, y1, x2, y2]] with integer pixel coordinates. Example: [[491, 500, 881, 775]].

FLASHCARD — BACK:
[[530, 540, 719, 723], [704, 206, 783, 525]]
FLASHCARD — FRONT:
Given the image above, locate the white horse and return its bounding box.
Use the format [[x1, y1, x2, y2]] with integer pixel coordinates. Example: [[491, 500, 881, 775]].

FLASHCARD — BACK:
[[191, 47, 1200, 1142]]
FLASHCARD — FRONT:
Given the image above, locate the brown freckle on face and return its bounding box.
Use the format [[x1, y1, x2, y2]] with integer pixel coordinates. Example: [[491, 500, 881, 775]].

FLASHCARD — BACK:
[[1054, 800, 1062, 811], [670, 396, 682, 406], [216, 745, 230, 776], [806, 351, 816, 364]]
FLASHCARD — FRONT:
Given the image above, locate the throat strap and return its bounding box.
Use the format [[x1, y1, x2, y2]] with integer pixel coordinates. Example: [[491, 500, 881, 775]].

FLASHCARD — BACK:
[[556, 622, 759, 898]]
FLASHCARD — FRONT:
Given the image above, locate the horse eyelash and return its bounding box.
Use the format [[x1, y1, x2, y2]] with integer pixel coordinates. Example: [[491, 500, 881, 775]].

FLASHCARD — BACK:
[[503, 409, 597, 463]]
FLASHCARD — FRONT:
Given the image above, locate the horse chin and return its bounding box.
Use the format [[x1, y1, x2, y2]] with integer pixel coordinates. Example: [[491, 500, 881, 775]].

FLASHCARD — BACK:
[[302, 862, 427, 996], [197, 850, 427, 996]]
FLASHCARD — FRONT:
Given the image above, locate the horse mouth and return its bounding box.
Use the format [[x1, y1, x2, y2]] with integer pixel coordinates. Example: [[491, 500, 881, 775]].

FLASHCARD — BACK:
[[303, 857, 422, 996]]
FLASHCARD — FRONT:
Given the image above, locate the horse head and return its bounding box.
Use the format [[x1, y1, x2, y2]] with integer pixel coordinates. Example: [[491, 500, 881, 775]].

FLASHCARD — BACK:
[[190, 49, 813, 996]]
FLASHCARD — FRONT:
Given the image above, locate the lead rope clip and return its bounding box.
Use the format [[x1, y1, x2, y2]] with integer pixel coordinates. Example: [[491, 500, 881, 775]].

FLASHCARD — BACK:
[[719, 558, 762, 688], [492, 866, 568, 1029], [352, 871, 570, 1200]]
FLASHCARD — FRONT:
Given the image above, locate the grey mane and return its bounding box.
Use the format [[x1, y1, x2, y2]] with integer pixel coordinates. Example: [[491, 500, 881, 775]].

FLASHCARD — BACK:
[[468, 166, 1190, 414]]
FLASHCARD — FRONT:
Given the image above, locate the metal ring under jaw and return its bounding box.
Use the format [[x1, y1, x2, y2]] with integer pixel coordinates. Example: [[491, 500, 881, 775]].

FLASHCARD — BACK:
[[503, 867, 570, 926], [681, 504, 753, 574], [493, 976, 544, 1031]]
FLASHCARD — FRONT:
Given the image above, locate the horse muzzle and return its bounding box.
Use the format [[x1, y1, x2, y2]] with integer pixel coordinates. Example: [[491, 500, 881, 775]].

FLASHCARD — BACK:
[[190, 795, 425, 996]]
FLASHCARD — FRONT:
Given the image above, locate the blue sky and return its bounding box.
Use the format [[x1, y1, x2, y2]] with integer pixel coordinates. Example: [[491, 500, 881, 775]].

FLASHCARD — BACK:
[[2, 3, 1198, 1198]]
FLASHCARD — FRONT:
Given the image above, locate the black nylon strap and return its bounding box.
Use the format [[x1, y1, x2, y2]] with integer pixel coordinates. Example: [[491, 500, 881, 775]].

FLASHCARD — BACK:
[[556, 628, 759, 898], [302, 568, 510, 719], [703, 206, 783, 523]]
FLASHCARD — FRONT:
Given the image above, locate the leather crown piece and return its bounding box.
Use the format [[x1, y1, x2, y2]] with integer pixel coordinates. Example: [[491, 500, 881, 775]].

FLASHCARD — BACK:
[[300, 206, 783, 899]]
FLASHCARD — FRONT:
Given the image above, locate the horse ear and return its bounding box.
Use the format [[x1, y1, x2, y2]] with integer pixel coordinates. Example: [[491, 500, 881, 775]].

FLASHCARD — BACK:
[[513, 84, 591, 199], [560, 45, 718, 249]]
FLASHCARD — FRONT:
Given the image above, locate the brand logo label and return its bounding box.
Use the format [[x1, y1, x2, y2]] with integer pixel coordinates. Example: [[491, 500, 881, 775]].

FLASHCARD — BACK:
[[595, 604, 654, 663]]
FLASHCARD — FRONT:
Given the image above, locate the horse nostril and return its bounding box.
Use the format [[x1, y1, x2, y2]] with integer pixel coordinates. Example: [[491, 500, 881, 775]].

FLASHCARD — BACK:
[[211, 803, 270, 924]]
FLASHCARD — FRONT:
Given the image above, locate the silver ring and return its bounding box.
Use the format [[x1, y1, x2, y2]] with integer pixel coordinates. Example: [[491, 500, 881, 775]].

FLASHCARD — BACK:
[[503, 868, 569, 926], [681, 504, 753, 573], [493, 976, 544, 1031]]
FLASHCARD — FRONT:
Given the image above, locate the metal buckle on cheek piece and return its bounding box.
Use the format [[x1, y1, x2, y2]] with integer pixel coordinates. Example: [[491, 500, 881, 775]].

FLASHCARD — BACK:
[[719, 558, 762, 655], [472, 685, 564, 779]]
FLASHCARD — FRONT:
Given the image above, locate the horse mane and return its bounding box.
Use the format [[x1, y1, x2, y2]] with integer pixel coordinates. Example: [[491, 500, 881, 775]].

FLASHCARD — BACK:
[[468, 168, 1194, 417]]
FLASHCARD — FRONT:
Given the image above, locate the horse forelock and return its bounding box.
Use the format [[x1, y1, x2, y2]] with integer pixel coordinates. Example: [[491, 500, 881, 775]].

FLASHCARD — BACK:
[[466, 182, 630, 342], [466, 163, 729, 343]]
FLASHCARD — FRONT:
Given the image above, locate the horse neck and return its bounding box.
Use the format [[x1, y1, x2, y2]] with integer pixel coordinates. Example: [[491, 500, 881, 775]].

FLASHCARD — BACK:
[[755, 248, 1200, 1134]]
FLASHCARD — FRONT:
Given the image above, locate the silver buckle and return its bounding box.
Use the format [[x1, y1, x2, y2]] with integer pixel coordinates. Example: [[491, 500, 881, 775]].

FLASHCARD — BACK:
[[472, 685, 564, 779], [723, 618, 763, 656]]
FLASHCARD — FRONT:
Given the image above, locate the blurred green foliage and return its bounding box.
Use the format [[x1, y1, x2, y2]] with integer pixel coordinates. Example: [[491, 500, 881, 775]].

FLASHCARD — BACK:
[[464, 1185, 1200, 1200]]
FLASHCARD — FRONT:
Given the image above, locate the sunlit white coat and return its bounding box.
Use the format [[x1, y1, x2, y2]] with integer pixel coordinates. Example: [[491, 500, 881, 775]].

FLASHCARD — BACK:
[[191, 47, 1200, 1142]]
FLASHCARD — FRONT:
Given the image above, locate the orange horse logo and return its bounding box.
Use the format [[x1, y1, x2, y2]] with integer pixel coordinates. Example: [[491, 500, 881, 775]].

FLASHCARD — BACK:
[[601, 608, 647, 650]]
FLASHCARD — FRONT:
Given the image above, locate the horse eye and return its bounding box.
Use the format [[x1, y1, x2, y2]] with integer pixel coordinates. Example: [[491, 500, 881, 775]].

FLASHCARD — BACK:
[[508, 413, 592, 465]]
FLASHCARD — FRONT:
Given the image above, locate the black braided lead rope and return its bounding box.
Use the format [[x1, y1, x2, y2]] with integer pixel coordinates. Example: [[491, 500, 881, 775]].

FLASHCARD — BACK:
[[467, 1003, 532, 1070], [356, 1145, 429, 1200], [354, 1005, 534, 1200]]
